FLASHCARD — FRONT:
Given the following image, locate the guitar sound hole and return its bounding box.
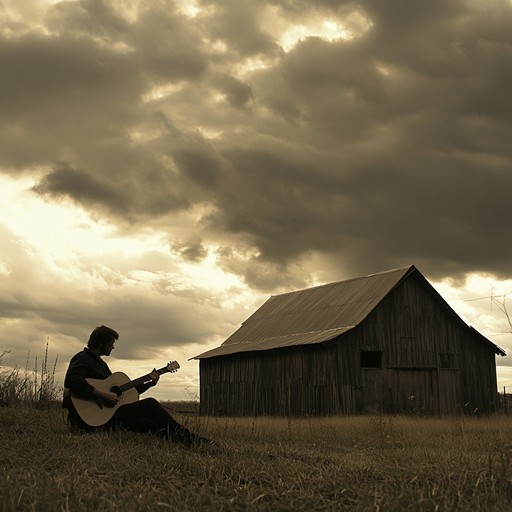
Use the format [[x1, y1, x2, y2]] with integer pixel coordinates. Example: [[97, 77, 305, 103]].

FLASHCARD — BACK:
[[110, 386, 122, 397]]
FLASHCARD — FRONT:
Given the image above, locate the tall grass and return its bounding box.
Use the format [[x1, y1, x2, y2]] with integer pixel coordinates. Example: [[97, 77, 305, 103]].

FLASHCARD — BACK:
[[2, 408, 512, 511], [0, 338, 59, 407]]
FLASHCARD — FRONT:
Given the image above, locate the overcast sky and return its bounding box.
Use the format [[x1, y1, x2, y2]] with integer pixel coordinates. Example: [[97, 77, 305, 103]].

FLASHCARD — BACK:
[[1, 0, 511, 400]]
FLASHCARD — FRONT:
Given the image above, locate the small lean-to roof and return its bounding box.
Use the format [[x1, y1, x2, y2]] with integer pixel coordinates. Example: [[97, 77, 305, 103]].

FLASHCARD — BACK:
[[194, 265, 416, 359]]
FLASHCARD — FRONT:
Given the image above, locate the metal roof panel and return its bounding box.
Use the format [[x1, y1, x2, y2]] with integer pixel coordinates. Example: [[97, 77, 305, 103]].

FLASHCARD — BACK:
[[194, 265, 413, 359], [195, 326, 353, 358]]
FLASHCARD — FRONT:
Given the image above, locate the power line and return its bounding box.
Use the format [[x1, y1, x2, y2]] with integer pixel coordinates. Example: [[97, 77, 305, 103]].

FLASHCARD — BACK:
[[464, 288, 512, 334]]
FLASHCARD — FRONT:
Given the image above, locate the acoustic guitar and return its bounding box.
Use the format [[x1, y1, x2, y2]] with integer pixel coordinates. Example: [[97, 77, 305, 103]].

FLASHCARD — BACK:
[[69, 361, 180, 427]]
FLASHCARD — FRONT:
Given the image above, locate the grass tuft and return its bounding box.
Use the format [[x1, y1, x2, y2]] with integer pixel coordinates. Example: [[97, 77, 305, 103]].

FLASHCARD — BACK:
[[0, 339, 59, 407]]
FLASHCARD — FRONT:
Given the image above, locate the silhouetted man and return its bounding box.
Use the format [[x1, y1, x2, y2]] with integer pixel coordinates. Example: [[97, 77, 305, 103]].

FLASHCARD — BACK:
[[63, 325, 208, 447]]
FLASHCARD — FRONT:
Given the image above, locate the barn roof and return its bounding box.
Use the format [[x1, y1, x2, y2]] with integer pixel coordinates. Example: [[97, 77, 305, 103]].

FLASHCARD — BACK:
[[194, 264, 505, 359]]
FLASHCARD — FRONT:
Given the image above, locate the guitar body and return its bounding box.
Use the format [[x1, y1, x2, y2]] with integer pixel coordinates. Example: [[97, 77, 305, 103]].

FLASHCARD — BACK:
[[70, 372, 140, 427]]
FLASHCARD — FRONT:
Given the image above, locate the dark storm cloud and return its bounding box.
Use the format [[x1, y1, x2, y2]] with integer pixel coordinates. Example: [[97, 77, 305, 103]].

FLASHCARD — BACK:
[[172, 142, 222, 188], [2, 0, 512, 290], [0, 31, 144, 169], [214, 74, 254, 108], [33, 163, 122, 205], [207, 0, 280, 57], [34, 160, 190, 220], [170, 239, 208, 262], [47, 0, 209, 79], [204, 0, 512, 283], [46, 0, 130, 37]]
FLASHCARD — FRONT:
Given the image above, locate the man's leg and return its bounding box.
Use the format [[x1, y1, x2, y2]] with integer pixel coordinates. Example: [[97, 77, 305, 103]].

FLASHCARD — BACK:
[[109, 397, 199, 444]]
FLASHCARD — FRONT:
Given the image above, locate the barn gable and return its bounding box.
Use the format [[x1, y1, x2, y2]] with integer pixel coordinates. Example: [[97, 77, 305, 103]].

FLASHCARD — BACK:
[[194, 265, 505, 416]]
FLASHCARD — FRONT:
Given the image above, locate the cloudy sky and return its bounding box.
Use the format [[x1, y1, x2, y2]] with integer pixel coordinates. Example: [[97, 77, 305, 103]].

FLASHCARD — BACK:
[[1, 0, 511, 401]]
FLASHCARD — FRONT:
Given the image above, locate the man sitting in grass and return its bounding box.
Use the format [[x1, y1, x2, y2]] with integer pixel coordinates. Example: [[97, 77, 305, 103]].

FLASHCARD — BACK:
[[63, 325, 209, 447]]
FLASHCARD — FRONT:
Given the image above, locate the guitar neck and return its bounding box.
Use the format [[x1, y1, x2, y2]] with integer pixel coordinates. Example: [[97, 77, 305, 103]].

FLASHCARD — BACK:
[[120, 366, 169, 392]]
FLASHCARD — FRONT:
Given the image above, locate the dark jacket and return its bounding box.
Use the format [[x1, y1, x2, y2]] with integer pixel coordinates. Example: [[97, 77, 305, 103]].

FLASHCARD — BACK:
[[62, 348, 152, 430], [64, 348, 112, 400]]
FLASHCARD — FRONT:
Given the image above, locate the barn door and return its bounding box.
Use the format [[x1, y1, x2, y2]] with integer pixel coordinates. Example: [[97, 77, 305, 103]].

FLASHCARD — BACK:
[[388, 369, 438, 415]]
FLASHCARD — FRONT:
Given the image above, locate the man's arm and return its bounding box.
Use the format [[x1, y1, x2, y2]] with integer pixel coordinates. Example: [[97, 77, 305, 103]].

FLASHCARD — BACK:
[[64, 357, 96, 398], [65, 354, 119, 405], [136, 369, 160, 395]]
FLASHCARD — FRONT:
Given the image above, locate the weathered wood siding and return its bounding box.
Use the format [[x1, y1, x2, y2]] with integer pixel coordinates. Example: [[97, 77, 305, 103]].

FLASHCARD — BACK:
[[200, 274, 499, 416]]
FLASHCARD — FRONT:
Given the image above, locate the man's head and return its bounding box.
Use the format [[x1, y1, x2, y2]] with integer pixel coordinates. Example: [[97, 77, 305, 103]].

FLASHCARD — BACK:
[[87, 325, 119, 355]]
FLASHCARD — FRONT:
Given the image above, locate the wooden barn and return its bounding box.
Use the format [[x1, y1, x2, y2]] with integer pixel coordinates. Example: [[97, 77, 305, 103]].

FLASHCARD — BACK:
[[194, 265, 505, 416]]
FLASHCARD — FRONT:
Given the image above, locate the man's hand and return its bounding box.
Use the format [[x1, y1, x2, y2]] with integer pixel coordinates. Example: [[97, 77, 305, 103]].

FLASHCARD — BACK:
[[93, 388, 119, 406], [149, 369, 160, 386]]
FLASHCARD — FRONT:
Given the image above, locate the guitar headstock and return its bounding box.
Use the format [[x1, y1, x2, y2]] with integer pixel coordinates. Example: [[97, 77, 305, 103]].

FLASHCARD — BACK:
[[166, 360, 180, 373]]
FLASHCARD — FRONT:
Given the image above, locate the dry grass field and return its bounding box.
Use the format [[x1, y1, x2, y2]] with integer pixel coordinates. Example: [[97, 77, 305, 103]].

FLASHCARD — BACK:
[[2, 405, 512, 511]]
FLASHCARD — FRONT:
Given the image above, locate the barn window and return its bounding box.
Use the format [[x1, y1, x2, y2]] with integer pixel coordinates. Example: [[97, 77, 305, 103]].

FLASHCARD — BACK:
[[440, 353, 454, 369], [360, 350, 382, 368]]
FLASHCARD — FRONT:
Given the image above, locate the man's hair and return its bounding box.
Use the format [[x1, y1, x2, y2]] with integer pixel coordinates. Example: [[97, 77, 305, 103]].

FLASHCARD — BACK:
[[87, 325, 119, 350]]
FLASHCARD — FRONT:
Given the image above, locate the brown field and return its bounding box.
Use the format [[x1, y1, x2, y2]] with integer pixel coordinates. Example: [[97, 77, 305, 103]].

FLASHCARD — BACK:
[[2, 405, 512, 511]]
